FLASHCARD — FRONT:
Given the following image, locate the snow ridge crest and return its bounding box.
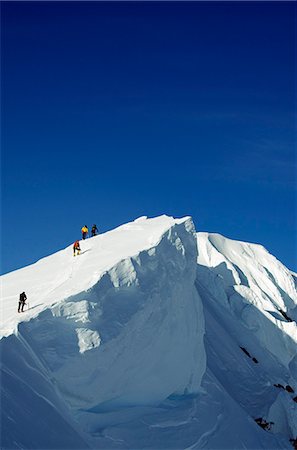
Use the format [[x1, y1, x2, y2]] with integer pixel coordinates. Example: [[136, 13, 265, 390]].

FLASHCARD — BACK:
[[1, 216, 206, 446]]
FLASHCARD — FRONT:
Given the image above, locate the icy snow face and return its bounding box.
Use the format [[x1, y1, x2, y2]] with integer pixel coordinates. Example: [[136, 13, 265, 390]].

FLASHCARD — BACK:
[[196, 232, 297, 441], [197, 232, 297, 368], [2, 217, 205, 418]]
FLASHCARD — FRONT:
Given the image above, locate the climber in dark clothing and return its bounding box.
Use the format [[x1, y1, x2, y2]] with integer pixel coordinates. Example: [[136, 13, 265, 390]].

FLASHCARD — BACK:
[[18, 292, 27, 313], [91, 224, 98, 237]]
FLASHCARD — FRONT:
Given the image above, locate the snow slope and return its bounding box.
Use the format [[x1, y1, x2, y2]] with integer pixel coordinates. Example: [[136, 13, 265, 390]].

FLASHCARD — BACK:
[[1, 215, 196, 338], [1, 215, 206, 449], [1, 217, 297, 449], [196, 232, 297, 444]]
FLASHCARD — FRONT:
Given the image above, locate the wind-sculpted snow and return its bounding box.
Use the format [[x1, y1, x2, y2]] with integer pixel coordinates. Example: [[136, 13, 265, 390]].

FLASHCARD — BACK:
[[196, 232, 297, 444], [1, 216, 206, 449], [1, 218, 296, 450], [1, 216, 196, 338], [17, 218, 205, 411]]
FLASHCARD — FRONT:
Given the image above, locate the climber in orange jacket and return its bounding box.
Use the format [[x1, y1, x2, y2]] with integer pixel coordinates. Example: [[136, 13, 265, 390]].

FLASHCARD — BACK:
[[73, 240, 81, 256]]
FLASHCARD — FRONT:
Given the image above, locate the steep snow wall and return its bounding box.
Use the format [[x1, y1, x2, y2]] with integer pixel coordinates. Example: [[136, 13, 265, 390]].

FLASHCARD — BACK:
[[19, 218, 205, 410], [196, 232, 297, 442], [197, 232, 297, 369], [1, 216, 206, 448], [1, 334, 91, 449]]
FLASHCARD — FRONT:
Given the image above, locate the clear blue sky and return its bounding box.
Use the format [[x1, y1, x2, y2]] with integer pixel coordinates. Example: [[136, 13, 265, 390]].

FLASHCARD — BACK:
[[1, 1, 296, 274]]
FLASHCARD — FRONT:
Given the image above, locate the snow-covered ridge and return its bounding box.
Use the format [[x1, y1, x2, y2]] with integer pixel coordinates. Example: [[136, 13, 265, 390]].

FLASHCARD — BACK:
[[1, 215, 206, 449], [1, 215, 192, 338], [1, 217, 297, 450]]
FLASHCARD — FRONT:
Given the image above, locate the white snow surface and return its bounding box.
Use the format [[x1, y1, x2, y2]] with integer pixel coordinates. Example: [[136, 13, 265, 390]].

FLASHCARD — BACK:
[[1, 216, 297, 450], [197, 232, 297, 368], [1, 215, 207, 449], [1, 215, 193, 338], [196, 232, 297, 444]]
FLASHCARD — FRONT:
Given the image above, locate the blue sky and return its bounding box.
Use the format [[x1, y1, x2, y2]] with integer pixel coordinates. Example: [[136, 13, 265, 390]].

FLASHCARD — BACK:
[[2, 1, 296, 274]]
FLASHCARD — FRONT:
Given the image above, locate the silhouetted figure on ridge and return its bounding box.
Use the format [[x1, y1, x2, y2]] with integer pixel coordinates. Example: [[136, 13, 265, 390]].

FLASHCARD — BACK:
[[18, 292, 27, 313]]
